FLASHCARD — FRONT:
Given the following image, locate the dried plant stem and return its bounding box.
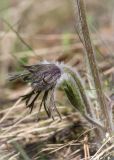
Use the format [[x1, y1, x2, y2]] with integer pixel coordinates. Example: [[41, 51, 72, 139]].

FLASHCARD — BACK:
[[76, 0, 112, 134]]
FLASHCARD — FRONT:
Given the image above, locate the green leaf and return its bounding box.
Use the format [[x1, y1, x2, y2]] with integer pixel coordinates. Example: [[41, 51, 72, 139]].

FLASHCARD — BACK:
[[63, 80, 85, 114]]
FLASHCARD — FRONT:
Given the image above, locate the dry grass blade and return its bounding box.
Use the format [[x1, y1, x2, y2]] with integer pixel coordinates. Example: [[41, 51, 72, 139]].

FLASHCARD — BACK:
[[1, 18, 40, 61], [0, 98, 22, 123], [92, 144, 114, 160], [90, 136, 114, 160]]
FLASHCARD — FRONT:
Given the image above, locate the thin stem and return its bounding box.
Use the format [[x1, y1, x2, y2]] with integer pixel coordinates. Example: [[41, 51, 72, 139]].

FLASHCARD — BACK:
[[64, 67, 95, 118], [75, 0, 113, 134], [64, 66, 105, 133]]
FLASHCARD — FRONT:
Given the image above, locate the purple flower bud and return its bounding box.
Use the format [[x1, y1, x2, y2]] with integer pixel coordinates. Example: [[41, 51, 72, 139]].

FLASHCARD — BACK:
[[9, 63, 62, 119]]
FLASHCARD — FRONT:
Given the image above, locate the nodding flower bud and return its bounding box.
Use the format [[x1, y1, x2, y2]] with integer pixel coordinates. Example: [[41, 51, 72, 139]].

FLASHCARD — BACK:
[[9, 62, 62, 120]]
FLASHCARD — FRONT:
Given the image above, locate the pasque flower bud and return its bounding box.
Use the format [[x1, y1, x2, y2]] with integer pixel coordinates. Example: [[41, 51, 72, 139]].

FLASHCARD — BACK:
[[9, 61, 105, 132], [9, 63, 62, 119]]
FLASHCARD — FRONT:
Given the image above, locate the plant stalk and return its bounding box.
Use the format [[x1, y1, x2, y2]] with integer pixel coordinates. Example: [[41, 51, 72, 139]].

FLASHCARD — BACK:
[[64, 66, 105, 133], [76, 0, 112, 134]]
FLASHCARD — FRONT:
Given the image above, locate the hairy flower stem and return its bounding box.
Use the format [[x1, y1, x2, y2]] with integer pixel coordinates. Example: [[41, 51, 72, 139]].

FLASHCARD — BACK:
[[76, 0, 112, 134], [64, 66, 105, 133], [64, 67, 94, 117]]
